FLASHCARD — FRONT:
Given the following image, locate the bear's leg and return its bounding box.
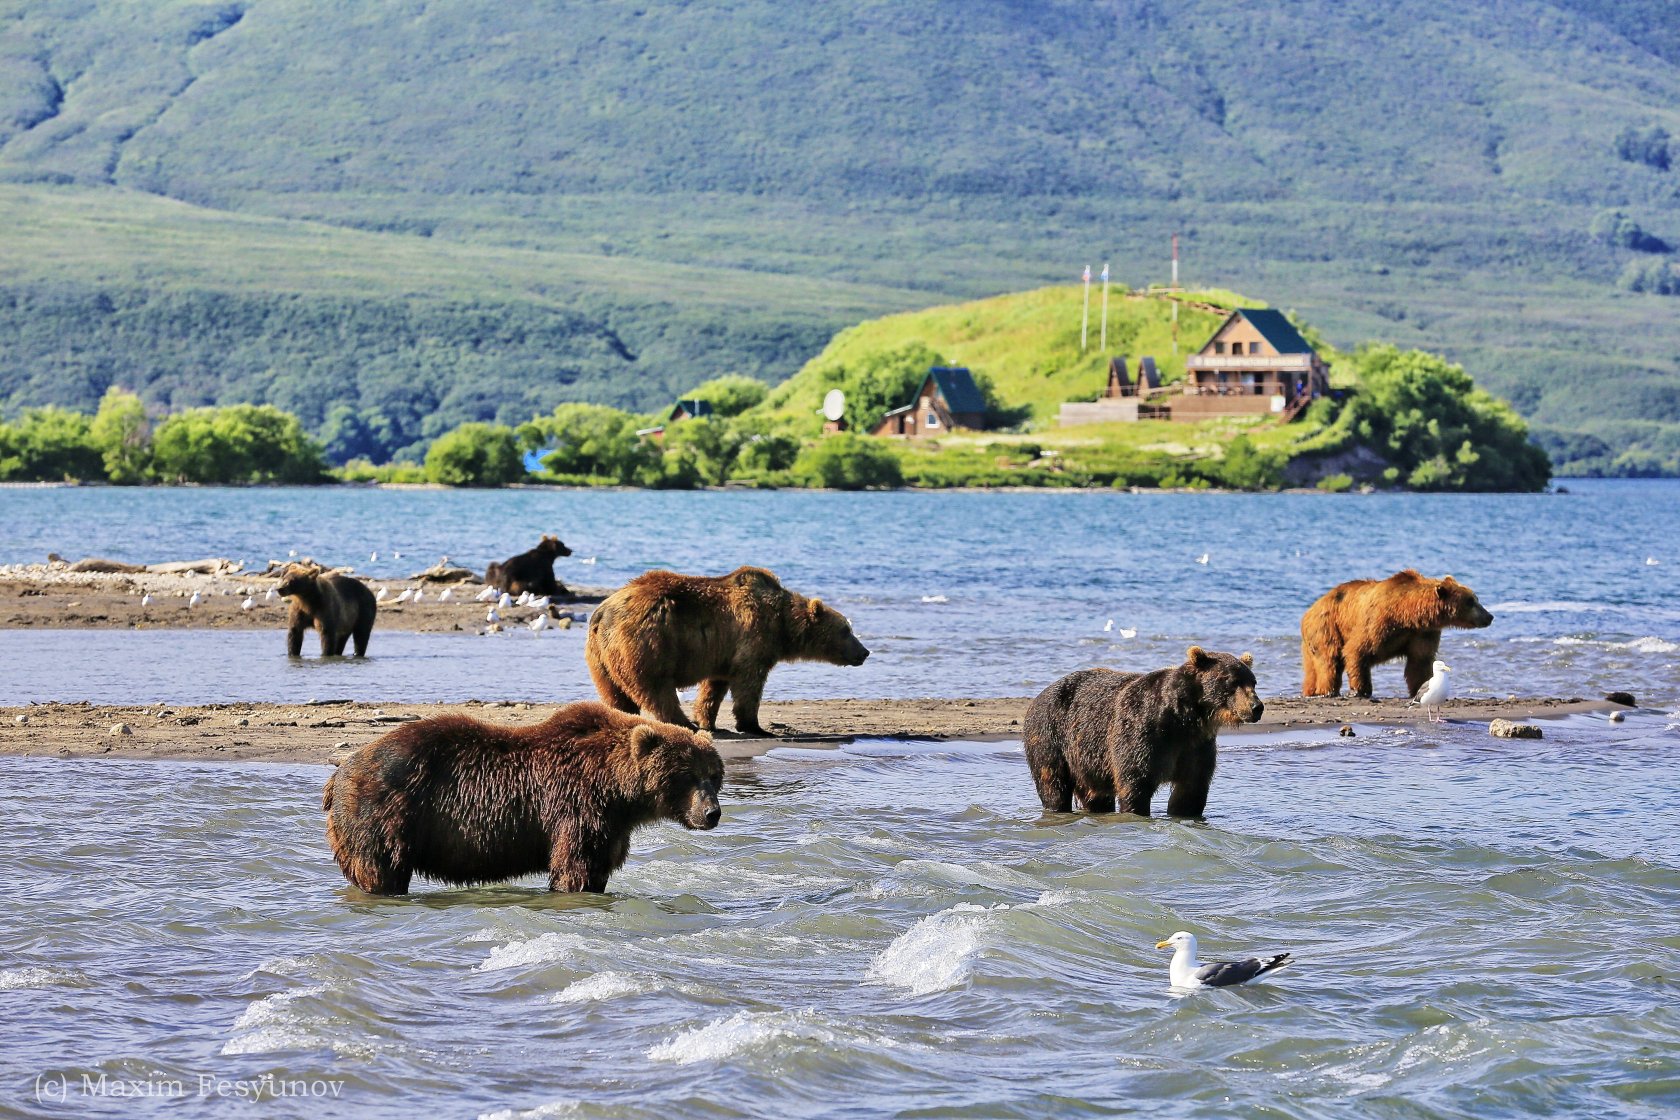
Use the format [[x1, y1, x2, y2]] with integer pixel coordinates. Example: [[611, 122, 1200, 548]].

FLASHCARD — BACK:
[[327, 627, 352, 657], [629, 679, 696, 729], [1403, 635, 1440, 697], [548, 833, 592, 893], [693, 679, 728, 732], [352, 616, 374, 658], [1031, 756, 1076, 812], [729, 671, 770, 736], [1078, 790, 1117, 813], [1302, 641, 1337, 696], [1345, 650, 1375, 698], [1166, 743, 1217, 818], [287, 623, 306, 658], [586, 651, 639, 714]]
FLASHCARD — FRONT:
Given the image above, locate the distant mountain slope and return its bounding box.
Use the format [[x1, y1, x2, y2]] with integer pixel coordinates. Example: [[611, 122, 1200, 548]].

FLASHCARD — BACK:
[[1, 0, 1677, 468]]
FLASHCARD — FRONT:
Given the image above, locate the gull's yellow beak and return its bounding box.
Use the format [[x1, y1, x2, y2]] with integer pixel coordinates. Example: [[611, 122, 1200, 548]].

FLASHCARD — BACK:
[[1155, 939, 1172, 950]]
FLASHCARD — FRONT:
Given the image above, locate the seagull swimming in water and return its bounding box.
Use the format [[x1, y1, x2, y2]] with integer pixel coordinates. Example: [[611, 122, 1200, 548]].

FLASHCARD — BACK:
[[370, 551, 378, 562], [1195, 553, 1210, 565], [579, 556, 597, 565], [1157, 931, 1292, 990], [1415, 660, 1452, 723], [1104, 619, 1115, 632]]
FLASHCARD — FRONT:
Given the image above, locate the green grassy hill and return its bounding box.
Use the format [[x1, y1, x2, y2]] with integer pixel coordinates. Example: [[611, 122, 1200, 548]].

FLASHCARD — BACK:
[[2, 0, 1679, 469]]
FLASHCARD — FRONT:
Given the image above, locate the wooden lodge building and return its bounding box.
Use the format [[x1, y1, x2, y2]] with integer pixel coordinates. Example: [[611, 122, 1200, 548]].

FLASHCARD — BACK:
[[872, 367, 987, 438], [1178, 309, 1329, 420], [1057, 356, 1163, 425]]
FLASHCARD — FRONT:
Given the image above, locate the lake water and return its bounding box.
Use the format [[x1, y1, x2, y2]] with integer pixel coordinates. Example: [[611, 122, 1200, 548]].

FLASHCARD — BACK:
[[3, 725, 1678, 1119], [2, 484, 1679, 1117], [1, 481, 1678, 706]]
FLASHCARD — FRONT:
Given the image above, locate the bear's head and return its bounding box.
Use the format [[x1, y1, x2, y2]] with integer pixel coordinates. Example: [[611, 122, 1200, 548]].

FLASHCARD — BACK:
[[1435, 576, 1493, 630], [275, 562, 323, 599], [537, 535, 572, 559], [794, 597, 870, 667], [1185, 646, 1264, 726], [630, 724, 724, 830]]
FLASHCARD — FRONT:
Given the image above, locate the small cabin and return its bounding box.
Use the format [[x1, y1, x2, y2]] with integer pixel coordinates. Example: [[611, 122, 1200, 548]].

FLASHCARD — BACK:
[[1058, 355, 1164, 426], [872, 367, 987, 438], [1178, 309, 1329, 420], [668, 399, 714, 423]]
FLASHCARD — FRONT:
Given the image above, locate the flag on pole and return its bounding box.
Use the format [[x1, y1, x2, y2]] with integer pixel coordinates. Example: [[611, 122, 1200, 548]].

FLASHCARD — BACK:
[[1100, 264, 1109, 283], [1080, 265, 1091, 351], [1082, 265, 1091, 284], [1099, 262, 1110, 351]]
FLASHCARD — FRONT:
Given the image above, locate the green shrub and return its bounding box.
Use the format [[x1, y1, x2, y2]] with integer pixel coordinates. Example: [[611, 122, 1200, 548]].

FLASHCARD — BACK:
[[791, 433, 903, 489], [1214, 434, 1285, 490], [1317, 472, 1354, 493], [678, 374, 770, 417], [150, 404, 327, 484], [89, 388, 152, 483], [520, 403, 659, 484], [0, 406, 103, 481], [1590, 209, 1669, 253], [1615, 124, 1672, 171], [423, 422, 526, 486], [1618, 258, 1680, 295]]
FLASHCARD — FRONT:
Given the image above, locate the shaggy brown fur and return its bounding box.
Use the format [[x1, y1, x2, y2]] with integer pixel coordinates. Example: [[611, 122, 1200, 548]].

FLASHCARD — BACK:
[[322, 701, 723, 894], [484, 535, 572, 599], [1023, 648, 1262, 817], [1300, 570, 1493, 698], [585, 565, 869, 736], [277, 563, 378, 657]]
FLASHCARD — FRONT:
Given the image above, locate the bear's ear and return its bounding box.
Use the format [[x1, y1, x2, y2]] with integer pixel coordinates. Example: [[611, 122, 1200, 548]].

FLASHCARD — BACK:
[[1240, 652, 1253, 666], [808, 597, 826, 618], [630, 724, 660, 761], [1186, 645, 1212, 667], [1435, 583, 1451, 599]]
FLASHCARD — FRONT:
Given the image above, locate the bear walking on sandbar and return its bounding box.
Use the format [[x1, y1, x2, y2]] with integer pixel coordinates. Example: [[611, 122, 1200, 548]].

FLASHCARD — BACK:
[[276, 563, 377, 658], [585, 566, 869, 736], [323, 701, 723, 894], [484, 535, 572, 599], [1023, 649, 1262, 817], [1300, 570, 1493, 698]]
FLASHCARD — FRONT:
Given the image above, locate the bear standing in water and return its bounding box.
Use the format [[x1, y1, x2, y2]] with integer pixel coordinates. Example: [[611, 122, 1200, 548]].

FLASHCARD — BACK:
[[276, 563, 377, 657], [484, 535, 572, 599], [1024, 648, 1262, 817], [585, 566, 869, 736], [1300, 570, 1493, 697], [323, 701, 723, 894]]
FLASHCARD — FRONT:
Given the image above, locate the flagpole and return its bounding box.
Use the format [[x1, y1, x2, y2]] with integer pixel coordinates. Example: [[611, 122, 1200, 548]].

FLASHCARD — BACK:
[[1100, 263, 1110, 351], [1081, 265, 1091, 352]]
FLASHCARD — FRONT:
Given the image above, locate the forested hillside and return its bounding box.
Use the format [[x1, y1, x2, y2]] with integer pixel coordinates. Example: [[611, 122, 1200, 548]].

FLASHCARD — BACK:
[[2, 0, 1677, 469]]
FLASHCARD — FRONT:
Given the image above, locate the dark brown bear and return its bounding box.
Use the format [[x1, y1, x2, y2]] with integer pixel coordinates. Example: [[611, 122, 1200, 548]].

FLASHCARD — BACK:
[[585, 565, 869, 736], [1023, 648, 1262, 817], [323, 701, 723, 894], [484, 535, 572, 599], [1300, 570, 1493, 697], [276, 563, 378, 658]]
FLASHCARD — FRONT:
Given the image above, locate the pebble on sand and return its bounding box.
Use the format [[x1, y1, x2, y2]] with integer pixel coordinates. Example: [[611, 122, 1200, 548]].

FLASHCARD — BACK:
[[1489, 719, 1542, 739]]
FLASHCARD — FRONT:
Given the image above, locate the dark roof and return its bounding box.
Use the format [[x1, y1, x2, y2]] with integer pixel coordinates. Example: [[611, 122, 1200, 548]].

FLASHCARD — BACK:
[[1108, 356, 1131, 387], [1137, 356, 1161, 388], [1233, 309, 1315, 355], [925, 366, 986, 415], [670, 399, 714, 420]]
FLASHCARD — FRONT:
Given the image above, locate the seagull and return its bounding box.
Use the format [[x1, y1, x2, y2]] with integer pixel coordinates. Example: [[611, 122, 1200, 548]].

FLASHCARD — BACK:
[[529, 613, 551, 633], [376, 587, 389, 601], [486, 607, 501, 623], [920, 594, 949, 604], [140, 593, 154, 607], [394, 589, 413, 604], [1415, 660, 1452, 723], [475, 586, 498, 602], [498, 592, 513, 609], [288, 549, 298, 558], [516, 591, 532, 606], [579, 556, 597, 565], [439, 588, 455, 603], [1195, 553, 1210, 565], [529, 595, 550, 609], [1647, 557, 1661, 566], [1157, 931, 1292, 990], [1609, 710, 1625, 723], [240, 596, 255, 611], [411, 588, 424, 603], [1118, 627, 1137, 639], [370, 551, 378, 562], [1104, 619, 1115, 632], [188, 591, 203, 608], [392, 551, 402, 560], [264, 588, 278, 602]]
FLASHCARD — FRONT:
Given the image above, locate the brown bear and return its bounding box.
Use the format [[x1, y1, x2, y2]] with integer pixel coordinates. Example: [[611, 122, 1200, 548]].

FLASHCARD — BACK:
[[484, 535, 572, 599], [323, 701, 723, 894], [1300, 570, 1493, 698], [276, 563, 378, 658], [585, 565, 869, 736], [1023, 648, 1262, 817]]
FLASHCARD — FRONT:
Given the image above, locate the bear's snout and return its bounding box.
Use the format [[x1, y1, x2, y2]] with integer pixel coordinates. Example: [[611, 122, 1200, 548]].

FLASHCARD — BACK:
[[846, 638, 871, 666], [684, 783, 722, 830], [1469, 605, 1494, 627], [1247, 699, 1264, 722]]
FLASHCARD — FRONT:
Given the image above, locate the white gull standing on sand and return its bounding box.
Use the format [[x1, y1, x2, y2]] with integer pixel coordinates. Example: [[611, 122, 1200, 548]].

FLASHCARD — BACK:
[[188, 591, 203, 608], [498, 592, 513, 609], [439, 588, 454, 603], [529, 613, 551, 633], [140, 593, 154, 607], [1415, 660, 1452, 722], [240, 597, 255, 611], [1157, 932, 1292, 989]]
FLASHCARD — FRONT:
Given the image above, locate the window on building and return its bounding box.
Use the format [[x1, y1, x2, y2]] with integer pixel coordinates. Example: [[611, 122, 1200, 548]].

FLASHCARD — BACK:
[[1213, 341, 1225, 354], [1248, 341, 1260, 354], [926, 412, 940, 428]]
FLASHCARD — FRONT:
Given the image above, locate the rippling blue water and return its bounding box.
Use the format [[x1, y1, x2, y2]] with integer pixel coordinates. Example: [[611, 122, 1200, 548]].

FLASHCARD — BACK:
[[3, 722, 1678, 1119], [2, 481, 1678, 705]]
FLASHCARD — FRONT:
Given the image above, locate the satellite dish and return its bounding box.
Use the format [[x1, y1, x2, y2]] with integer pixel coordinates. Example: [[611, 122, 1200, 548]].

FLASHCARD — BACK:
[[822, 389, 846, 422]]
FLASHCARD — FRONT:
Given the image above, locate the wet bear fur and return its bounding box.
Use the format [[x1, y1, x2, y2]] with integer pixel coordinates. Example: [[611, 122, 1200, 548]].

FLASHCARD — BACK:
[[484, 535, 572, 599], [323, 700, 723, 894], [585, 565, 869, 736], [277, 563, 377, 657], [1023, 648, 1263, 817], [1300, 570, 1493, 698]]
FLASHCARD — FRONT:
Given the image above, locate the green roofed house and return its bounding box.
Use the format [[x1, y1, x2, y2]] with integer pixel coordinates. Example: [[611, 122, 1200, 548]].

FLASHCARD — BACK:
[[668, 399, 715, 423], [1177, 309, 1329, 421], [872, 367, 987, 438]]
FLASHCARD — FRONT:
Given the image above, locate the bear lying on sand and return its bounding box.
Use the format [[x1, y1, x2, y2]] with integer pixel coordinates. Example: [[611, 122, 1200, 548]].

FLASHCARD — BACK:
[[1300, 569, 1493, 697], [277, 563, 377, 658], [323, 701, 723, 894], [1024, 648, 1262, 817], [585, 566, 869, 736], [484, 535, 571, 599]]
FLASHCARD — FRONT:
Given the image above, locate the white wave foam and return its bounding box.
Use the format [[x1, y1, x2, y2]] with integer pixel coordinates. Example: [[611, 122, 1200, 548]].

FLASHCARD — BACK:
[[1553, 635, 1679, 653], [868, 905, 993, 995], [478, 1103, 582, 1120], [1487, 601, 1609, 614], [243, 954, 328, 980], [476, 931, 591, 972], [647, 1010, 836, 1064], [551, 972, 659, 1004], [222, 985, 337, 1056], [0, 966, 90, 990]]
